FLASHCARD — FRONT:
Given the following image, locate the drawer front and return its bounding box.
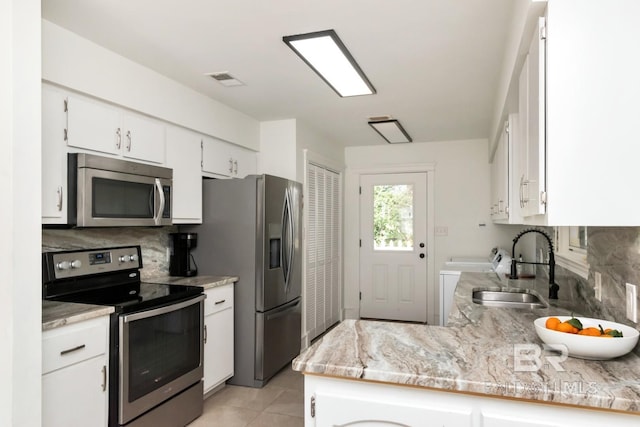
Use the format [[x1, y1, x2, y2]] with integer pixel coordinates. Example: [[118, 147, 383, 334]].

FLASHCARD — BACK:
[[43, 316, 108, 374], [205, 285, 234, 316]]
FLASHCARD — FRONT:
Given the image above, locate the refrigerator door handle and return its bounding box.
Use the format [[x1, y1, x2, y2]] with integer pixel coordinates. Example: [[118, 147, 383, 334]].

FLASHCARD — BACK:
[[286, 189, 295, 294], [281, 189, 293, 293]]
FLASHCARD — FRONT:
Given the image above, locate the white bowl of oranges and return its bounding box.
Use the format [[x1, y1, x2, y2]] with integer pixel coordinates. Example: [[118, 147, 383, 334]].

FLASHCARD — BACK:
[[534, 316, 639, 360]]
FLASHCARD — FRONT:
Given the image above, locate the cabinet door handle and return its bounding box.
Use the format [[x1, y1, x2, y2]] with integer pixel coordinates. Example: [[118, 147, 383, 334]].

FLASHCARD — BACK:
[[126, 130, 132, 152], [228, 158, 234, 174], [116, 127, 122, 149], [215, 299, 226, 305], [60, 344, 85, 356], [233, 160, 238, 175], [204, 324, 208, 344], [101, 365, 107, 391], [56, 186, 63, 211]]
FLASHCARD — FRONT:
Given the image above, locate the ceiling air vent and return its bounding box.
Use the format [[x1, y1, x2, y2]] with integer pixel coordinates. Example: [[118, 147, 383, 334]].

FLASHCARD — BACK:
[[205, 71, 245, 87]]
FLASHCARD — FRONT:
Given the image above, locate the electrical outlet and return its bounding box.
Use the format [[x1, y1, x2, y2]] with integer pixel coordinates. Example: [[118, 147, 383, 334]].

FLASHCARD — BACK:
[[626, 283, 638, 323], [594, 272, 602, 301]]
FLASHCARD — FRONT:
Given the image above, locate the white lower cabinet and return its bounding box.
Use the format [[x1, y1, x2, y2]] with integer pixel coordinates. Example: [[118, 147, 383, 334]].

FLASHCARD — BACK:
[[203, 284, 235, 394], [439, 271, 461, 326], [304, 374, 640, 427], [42, 316, 109, 427]]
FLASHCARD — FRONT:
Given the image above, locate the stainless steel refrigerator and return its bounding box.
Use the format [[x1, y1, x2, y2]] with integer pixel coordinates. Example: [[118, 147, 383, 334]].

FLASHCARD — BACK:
[[185, 174, 302, 388]]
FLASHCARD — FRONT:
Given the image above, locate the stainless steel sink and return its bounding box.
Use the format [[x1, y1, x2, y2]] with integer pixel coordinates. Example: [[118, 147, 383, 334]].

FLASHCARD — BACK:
[[472, 288, 547, 309]]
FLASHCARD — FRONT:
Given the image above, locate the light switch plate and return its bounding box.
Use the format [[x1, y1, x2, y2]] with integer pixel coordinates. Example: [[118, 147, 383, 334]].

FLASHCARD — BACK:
[[435, 226, 448, 237], [626, 283, 637, 323]]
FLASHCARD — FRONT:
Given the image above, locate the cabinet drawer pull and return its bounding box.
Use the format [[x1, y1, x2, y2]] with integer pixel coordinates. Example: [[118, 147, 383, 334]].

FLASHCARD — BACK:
[[60, 344, 86, 356], [214, 299, 226, 305]]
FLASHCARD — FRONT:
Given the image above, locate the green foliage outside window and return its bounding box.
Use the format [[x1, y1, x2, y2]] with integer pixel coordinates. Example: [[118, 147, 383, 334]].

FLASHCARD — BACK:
[[373, 184, 413, 250]]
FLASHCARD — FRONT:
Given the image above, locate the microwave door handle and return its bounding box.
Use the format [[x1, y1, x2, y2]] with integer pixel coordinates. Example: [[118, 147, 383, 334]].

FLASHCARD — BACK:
[[153, 178, 165, 226]]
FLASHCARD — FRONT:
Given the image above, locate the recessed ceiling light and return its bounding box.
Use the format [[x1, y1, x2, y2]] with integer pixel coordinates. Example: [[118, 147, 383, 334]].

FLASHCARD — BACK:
[[283, 29, 376, 97], [368, 119, 412, 144], [205, 71, 245, 87]]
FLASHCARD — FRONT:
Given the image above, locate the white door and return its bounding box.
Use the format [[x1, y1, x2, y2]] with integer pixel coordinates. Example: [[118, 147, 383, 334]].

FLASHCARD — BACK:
[[359, 173, 428, 322]]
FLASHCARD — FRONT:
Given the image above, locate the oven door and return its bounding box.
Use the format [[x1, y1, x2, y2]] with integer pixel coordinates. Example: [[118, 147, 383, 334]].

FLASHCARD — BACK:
[[77, 167, 172, 227], [118, 295, 204, 425]]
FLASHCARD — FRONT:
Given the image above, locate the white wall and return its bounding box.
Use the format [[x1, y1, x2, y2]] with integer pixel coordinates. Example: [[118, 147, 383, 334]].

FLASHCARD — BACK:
[[295, 121, 345, 181], [258, 119, 345, 182], [343, 139, 519, 324], [0, 0, 42, 425], [42, 20, 260, 151], [259, 119, 297, 181]]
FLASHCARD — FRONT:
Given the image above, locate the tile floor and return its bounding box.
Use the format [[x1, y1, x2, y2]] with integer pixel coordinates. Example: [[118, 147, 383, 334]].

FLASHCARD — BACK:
[[188, 366, 305, 427]]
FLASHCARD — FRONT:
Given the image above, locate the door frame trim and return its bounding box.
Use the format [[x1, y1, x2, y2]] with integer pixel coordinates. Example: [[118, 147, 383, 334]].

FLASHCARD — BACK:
[[344, 163, 435, 324]]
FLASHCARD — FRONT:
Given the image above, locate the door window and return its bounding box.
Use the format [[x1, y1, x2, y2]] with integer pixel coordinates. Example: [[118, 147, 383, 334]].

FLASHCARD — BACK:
[[373, 184, 414, 251]]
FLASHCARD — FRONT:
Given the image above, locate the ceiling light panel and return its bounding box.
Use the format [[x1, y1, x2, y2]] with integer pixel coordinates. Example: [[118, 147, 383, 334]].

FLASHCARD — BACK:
[[368, 119, 412, 144], [283, 30, 375, 97]]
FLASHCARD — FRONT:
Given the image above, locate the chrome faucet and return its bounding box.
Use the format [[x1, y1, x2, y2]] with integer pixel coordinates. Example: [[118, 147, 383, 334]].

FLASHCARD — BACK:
[[510, 228, 560, 299]]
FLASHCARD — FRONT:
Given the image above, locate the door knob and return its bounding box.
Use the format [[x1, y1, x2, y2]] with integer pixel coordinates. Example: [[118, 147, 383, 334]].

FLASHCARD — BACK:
[[419, 243, 425, 248], [419, 253, 425, 259]]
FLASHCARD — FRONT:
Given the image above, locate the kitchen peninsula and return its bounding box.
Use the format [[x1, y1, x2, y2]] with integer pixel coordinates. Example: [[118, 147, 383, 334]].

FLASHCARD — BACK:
[[293, 272, 640, 426]]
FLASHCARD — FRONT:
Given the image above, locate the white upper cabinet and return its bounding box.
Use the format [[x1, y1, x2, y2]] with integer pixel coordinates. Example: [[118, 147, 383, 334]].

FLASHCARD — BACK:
[[166, 126, 202, 224], [491, 114, 522, 224], [520, 17, 547, 218], [42, 85, 68, 223], [66, 94, 165, 165], [202, 136, 257, 178], [500, 0, 640, 226], [490, 120, 510, 221]]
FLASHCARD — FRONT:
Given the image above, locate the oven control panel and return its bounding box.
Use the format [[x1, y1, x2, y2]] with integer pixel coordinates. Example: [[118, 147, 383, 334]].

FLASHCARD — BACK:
[[44, 246, 142, 280]]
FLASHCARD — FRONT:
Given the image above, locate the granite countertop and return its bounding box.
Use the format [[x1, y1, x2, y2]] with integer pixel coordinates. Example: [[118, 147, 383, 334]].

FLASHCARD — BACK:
[[293, 272, 640, 413], [42, 300, 114, 331], [142, 274, 238, 290]]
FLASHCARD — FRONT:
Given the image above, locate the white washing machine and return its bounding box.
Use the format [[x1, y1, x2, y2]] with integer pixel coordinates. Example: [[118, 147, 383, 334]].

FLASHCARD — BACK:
[[439, 248, 512, 326]]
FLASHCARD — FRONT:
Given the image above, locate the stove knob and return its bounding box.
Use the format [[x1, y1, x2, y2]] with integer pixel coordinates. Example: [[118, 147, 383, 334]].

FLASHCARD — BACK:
[[119, 255, 126, 263], [56, 261, 71, 270], [70, 260, 82, 269], [128, 254, 139, 263]]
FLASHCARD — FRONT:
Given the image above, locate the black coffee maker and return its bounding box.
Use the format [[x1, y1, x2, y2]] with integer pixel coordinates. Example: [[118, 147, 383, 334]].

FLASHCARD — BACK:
[[169, 232, 198, 277]]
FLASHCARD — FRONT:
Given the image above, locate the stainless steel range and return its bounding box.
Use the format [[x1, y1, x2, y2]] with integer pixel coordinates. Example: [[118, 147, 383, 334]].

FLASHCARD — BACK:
[[42, 246, 204, 427]]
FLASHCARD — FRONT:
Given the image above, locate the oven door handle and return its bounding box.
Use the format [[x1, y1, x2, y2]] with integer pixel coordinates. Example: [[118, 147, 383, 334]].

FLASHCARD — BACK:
[[122, 294, 205, 323]]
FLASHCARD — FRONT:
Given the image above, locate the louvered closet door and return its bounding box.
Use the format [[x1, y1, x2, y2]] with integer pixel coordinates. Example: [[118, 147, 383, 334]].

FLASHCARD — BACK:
[[306, 164, 341, 342]]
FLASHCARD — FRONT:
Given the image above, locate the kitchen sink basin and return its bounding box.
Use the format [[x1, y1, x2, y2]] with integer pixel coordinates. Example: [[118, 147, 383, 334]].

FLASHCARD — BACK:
[[472, 288, 547, 309]]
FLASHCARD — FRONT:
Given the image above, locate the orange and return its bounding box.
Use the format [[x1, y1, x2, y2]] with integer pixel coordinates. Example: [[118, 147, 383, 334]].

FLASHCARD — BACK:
[[545, 317, 561, 330], [556, 322, 579, 334], [577, 327, 601, 336]]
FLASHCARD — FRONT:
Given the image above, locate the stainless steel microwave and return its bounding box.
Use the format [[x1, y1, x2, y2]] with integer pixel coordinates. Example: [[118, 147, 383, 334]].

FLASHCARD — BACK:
[[67, 153, 172, 227]]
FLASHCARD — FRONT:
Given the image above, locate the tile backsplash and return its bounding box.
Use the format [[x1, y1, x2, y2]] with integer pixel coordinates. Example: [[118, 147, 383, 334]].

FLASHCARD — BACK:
[[535, 227, 640, 353], [42, 226, 177, 279]]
